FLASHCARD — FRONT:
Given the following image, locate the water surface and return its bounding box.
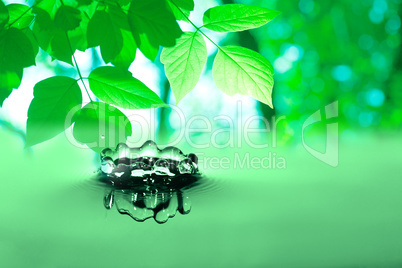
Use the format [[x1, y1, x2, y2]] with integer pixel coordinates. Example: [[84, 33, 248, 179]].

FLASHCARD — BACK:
[[1, 131, 402, 267]]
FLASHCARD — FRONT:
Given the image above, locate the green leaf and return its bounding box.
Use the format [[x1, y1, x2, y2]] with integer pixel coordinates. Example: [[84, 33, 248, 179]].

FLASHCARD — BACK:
[[26, 76, 82, 147], [135, 35, 158, 61], [54, 5, 82, 31], [0, 1, 9, 29], [212, 46, 274, 108], [202, 4, 280, 32], [32, 1, 60, 30], [67, 13, 89, 52], [73, 102, 132, 153], [0, 28, 36, 70], [32, 0, 77, 30], [51, 29, 74, 65], [32, 19, 54, 51], [171, 0, 194, 11], [128, 0, 182, 61], [111, 29, 137, 69], [32, 7, 53, 32], [87, 5, 126, 64], [167, 3, 189, 21], [0, 67, 22, 107], [161, 31, 207, 103], [33, 18, 75, 64], [6, 4, 34, 29], [33, 0, 75, 19], [88, 66, 168, 109], [23, 28, 39, 58], [69, 1, 97, 52], [103, 0, 131, 6], [118, 0, 131, 6], [77, 1, 97, 18], [77, 0, 93, 6], [167, 0, 194, 21]]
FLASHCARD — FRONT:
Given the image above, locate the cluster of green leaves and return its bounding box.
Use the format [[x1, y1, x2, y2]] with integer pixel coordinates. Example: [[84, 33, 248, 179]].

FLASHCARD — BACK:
[[0, 1, 37, 107], [162, 3, 279, 106], [0, 0, 279, 152]]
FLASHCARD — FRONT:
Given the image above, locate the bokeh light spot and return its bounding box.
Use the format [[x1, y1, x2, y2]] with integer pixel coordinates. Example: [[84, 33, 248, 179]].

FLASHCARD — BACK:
[[373, 0, 388, 13], [268, 22, 293, 40], [386, 15, 401, 35], [274, 57, 292, 73], [332, 65, 352, 81], [299, 0, 315, 14], [371, 52, 388, 68], [282, 44, 304, 62], [366, 88, 385, 107], [369, 9, 384, 24]]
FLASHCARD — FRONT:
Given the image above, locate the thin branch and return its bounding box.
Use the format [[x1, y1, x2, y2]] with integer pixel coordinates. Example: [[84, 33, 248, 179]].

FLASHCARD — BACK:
[[65, 33, 93, 102], [57, 0, 92, 101], [168, 0, 222, 51], [7, 6, 32, 28]]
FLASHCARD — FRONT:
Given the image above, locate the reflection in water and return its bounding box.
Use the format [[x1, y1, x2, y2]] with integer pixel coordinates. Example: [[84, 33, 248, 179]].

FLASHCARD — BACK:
[[97, 141, 201, 224], [103, 187, 192, 224]]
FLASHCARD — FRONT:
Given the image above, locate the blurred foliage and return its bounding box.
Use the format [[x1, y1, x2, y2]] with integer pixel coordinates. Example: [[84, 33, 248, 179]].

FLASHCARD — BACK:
[[241, 0, 402, 141]]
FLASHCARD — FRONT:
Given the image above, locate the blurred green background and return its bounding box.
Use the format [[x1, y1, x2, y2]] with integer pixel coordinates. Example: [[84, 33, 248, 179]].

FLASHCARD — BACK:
[[249, 0, 402, 140], [1, 1, 402, 267], [152, 0, 402, 145]]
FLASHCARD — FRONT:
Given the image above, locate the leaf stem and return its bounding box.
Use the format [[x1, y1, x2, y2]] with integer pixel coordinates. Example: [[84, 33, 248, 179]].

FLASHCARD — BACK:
[[66, 33, 93, 102], [58, 0, 92, 101], [168, 0, 222, 51]]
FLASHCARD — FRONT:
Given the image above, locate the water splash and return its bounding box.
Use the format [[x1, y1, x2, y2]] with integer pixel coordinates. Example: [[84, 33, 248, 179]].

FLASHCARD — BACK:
[[98, 141, 201, 223], [104, 189, 192, 224], [100, 141, 199, 187]]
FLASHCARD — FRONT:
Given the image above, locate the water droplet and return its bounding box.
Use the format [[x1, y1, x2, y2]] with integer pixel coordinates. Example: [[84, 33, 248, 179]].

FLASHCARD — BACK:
[[155, 209, 169, 224], [131, 206, 154, 221], [103, 191, 114, 209], [161, 146, 184, 161], [178, 159, 193, 174], [178, 192, 191, 215], [144, 194, 158, 209], [101, 148, 114, 158], [188, 153, 198, 165], [101, 158, 116, 174], [167, 193, 178, 218]]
